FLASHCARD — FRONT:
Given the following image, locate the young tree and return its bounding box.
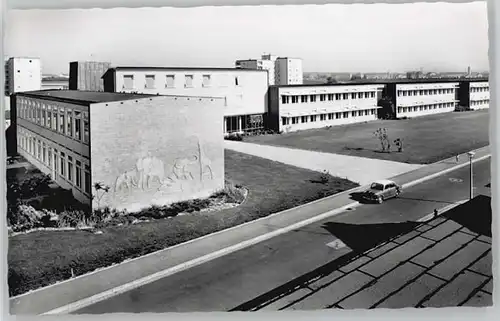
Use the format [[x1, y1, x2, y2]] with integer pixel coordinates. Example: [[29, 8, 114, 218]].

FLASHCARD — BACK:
[[373, 128, 391, 152]]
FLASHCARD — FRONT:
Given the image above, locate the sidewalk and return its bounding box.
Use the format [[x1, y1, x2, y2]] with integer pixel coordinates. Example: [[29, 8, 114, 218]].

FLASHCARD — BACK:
[[235, 195, 493, 310], [10, 146, 491, 315], [224, 140, 423, 185]]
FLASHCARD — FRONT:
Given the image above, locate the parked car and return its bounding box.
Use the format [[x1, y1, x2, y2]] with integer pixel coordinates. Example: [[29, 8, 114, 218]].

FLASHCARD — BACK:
[[361, 180, 402, 203]]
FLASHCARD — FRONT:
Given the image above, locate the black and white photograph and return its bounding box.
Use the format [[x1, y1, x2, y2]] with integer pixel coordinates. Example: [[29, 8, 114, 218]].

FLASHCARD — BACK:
[[3, 0, 494, 315]]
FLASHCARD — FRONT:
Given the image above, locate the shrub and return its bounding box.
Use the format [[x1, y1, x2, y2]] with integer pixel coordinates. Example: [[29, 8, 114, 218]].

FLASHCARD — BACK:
[[224, 133, 243, 141]]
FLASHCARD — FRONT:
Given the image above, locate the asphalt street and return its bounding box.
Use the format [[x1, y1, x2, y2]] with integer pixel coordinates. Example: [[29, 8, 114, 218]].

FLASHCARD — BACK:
[[74, 158, 491, 314]]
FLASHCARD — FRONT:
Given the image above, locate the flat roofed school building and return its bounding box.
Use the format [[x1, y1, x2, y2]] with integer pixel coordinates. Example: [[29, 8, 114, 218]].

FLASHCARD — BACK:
[[268, 83, 385, 133], [11, 90, 225, 212], [102, 67, 269, 135], [458, 80, 490, 110]]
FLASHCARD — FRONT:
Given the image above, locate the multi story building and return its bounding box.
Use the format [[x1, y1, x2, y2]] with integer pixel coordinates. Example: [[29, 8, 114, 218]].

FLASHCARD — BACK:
[[102, 66, 269, 135], [11, 90, 224, 212], [69, 61, 112, 91], [458, 80, 490, 110], [42, 77, 70, 90], [235, 54, 303, 85], [276, 57, 303, 85], [268, 83, 385, 133], [383, 80, 460, 118], [4, 57, 42, 95]]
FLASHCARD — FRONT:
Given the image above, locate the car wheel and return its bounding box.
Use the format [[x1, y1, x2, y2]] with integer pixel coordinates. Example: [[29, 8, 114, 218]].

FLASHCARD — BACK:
[[377, 197, 383, 204]]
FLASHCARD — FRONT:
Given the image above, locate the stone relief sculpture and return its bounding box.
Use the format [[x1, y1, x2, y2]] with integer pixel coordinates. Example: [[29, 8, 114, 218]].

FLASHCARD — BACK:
[[113, 139, 216, 199]]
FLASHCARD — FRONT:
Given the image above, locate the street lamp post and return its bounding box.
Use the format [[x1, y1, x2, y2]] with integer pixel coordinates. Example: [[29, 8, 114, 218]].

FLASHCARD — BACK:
[[467, 151, 475, 200]]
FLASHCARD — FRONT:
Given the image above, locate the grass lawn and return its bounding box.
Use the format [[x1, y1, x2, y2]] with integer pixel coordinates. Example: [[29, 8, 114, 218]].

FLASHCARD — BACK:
[[8, 150, 358, 297], [244, 110, 490, 164]]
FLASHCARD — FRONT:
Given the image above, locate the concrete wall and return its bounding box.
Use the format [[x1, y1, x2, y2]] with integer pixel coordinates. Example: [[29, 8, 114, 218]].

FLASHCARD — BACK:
[[89, 95, 225, 212]]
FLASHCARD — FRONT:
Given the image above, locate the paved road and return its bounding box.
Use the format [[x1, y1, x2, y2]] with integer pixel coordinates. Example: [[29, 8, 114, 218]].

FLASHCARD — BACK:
[[74, 158, 491, 314]]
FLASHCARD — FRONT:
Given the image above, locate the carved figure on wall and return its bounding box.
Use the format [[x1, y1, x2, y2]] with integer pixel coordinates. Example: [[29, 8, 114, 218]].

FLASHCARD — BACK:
[[170, 155, 199, 181], [115, 170, 138, 193], [136, 156, 165, 190]]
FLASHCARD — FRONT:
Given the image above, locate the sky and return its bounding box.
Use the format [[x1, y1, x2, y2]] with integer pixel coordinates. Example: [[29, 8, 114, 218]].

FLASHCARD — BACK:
[[5, 2, 489, 75]]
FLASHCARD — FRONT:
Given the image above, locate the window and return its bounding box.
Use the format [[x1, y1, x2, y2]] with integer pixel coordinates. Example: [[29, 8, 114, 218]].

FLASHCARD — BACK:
[[320, 94, 326, 101], [145, 75, 155, 89], [202, 75, 211, 87], [358, 92, 363, 99], [351, 93, 357, 99], [37, 140, 41, 160], [185, 75, 194, 88], [371, 109, 376, 115], [402, 91, 407, 96], [320, 114, 326, 121], [370, 92, 375, 98], [52, 107, 58, 130], [46, 106, 52, 128], [48, 147, 52, 167], [291, 117, 298, 124], [123, 75, 134, 89], [365, 110, 370, 116], [364, 92, 369, 98], [42, 142, 46, 164], [310, 95, 317, 102], [343, 112, 349, 118], [83, 112, 89, 143], [166, 75, 175, 88], [41, 105, 46, 126], [84, 165, 91, 194], [291, 96, 299, 103], [76, 160, 82, 189], [60, 152, 66, 177], [235, 76, 240, 86], [282, 117, 289, 126], [59, 108, 65, 133], [352, 111, 358, 117], [310, 115, 317, 122], [328, 94, 334, 101], [335, 94, 341, 100], [336, 112, 341, 119], [343, 93, 349, 100], [67, 109, 73, 137], [328, 113, 334, 120], [301, 95, 308, 103], [301, 116, 308, 123], [53, 149, 58, 173], [282, 96, 289, 104], [36, 103, 41, 124], [68, 156, 74, 183], [74, 111, 82, 141]]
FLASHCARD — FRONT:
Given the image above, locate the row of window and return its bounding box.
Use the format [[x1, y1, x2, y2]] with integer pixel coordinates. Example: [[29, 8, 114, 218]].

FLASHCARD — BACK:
[[281, 109, 376, 125], [18, 99, 90, 144], [281, 91, 376, 104], [397, 88, 455, 97], [18, 130, 91, 195], [122, 74, 241, 90], [471, 100, 490, 106], [397, 102, 455, 114], [225, 114, 265, 133], [470, 87, 489, 93]]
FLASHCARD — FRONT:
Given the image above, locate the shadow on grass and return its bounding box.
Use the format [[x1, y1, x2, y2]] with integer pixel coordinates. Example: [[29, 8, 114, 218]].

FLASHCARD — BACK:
[[230, 195, 491, 311]]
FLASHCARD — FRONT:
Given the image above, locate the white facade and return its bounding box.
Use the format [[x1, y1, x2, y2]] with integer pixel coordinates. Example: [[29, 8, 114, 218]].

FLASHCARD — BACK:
[[272, 84, 384, 133], [103, 67, 269, 134], [394, 82, 459, 118], [276, 58, 303, 85], [469, 81, 489, 110], [236, 57, 276, 85], [5, 57, 42, 95]]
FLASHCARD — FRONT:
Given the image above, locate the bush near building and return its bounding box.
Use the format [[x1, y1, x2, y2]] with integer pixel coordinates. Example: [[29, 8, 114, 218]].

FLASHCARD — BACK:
[[8, 150, 358, 296]]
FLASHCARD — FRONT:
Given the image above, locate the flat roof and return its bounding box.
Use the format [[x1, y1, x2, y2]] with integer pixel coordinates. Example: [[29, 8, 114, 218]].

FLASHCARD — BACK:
[[272, 77, 489, 89], [104, 66, 268, 74], [15, 90, 157, 106]]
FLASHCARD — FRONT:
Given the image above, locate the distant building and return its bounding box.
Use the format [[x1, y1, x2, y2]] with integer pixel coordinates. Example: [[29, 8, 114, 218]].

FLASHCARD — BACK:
[[42, 77, 69, 90], [268, 83, 384, 133], [4, 57, 42, 96], [69, 61, 112, 91], [102, 66, 269, 135], [11, 90, 224, 212], [235, 54, 303, 85]]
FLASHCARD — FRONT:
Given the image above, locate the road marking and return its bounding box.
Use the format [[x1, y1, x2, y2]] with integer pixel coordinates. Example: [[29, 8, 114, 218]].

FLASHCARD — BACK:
[[449, 178, 463, 183], [32, 153, 490, 315], [326, 239, 347, 250]]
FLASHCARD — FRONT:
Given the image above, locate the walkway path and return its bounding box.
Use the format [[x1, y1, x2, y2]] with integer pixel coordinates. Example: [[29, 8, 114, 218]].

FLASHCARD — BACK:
[[225, 141, 423, 185]]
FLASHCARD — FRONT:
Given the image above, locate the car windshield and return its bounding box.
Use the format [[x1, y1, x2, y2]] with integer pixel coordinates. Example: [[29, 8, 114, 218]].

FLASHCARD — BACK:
[[370, 183, 384, 190]]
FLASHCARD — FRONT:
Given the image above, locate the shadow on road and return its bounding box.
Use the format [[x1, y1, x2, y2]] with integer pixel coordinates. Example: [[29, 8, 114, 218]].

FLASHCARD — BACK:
[[442, 194, 491, 237], [229, 195, 492, 312]]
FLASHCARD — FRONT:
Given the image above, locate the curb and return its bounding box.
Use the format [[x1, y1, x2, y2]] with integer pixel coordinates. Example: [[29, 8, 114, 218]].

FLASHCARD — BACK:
[[13, 150, 491, 315]]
